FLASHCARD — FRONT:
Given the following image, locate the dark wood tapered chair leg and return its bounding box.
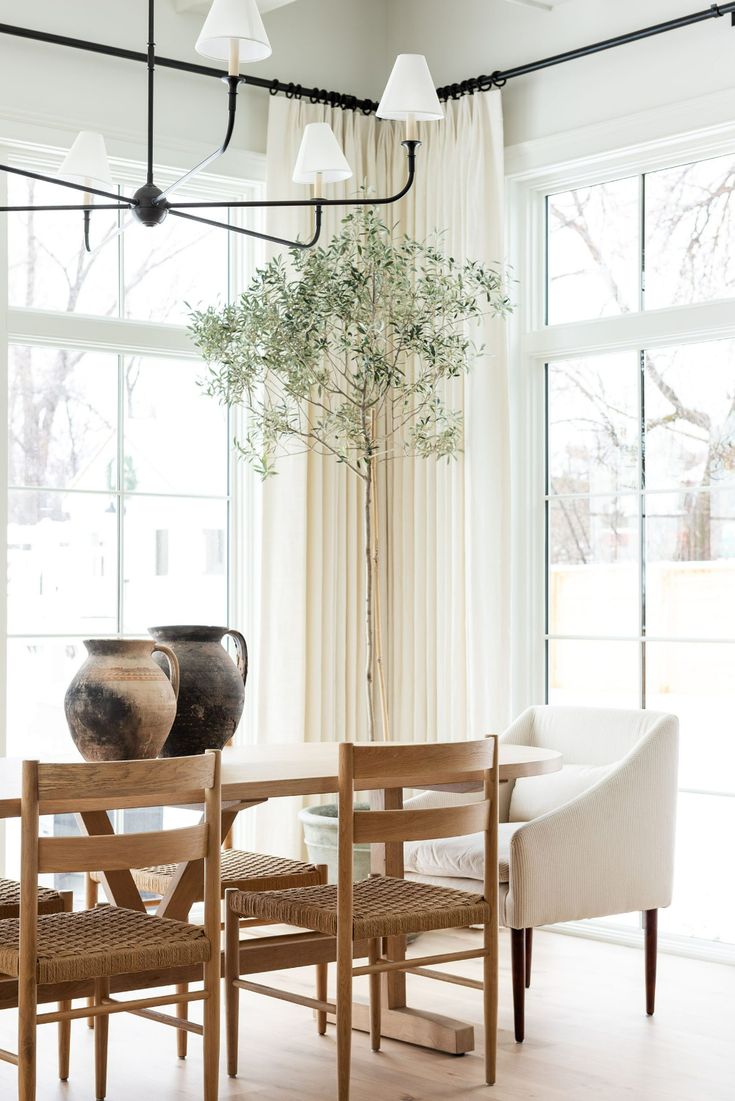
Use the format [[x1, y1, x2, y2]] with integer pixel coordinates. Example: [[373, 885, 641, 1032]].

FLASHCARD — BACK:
[[524, 928, 533, 989], [510, 927, 525, 1043], [644, 909, 657, 1016]]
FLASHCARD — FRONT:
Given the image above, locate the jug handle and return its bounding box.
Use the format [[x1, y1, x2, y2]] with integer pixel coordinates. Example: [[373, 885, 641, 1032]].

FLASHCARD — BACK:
[[224, 629, 249, 686], [154, 644, 180, 700]]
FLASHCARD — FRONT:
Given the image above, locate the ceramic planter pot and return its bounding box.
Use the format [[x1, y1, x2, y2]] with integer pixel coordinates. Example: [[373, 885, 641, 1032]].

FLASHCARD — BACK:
[[64, 639, 180, 761], [298, 803, 372, 883], [148, 625, 248, 757]]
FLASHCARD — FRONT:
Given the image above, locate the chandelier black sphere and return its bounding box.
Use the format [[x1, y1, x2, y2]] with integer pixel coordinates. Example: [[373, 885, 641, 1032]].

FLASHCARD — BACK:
[[132, 183, 169, 228]]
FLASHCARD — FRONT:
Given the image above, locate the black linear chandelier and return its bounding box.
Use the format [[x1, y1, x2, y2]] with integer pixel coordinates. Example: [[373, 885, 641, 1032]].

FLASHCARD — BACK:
[[0, 0, 444, 252]]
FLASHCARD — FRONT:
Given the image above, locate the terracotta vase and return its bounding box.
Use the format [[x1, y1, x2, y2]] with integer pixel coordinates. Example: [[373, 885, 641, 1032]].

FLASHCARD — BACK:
[[64, 639, 180, 761], [148, 625, 248, 757]]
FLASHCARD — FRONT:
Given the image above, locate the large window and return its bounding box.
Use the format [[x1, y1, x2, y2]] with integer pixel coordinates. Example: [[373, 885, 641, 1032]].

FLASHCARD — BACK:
[[514, 138, 735, 953], [1, 143, 261, 891]]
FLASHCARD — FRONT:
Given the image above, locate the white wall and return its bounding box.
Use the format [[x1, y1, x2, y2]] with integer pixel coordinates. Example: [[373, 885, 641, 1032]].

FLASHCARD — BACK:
[[0, 0, 388, 173], [0, 0, 733, 168], [387, 0, 735, 149]]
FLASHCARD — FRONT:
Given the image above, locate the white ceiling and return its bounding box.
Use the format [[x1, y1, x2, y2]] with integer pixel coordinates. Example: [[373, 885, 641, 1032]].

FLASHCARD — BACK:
[[175, 0, 572, 14], [503, 0, 573, 9], [174, 0, 300, 13]]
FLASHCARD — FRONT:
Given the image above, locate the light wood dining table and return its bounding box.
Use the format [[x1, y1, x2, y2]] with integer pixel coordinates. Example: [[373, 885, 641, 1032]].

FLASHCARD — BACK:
[[0, 741, 562, 1056]]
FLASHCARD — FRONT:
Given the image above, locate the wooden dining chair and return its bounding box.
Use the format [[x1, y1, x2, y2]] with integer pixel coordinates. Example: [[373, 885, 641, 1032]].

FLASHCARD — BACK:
[[85, 831, 326, 1056], [224, 738, 499, 1101], [0, 751, 222, 1101], [0, 880, 74, 1081]]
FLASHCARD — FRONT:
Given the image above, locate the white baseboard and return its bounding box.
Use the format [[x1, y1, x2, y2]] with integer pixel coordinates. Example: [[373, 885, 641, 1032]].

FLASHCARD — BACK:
[[544, 920, 735, 967]]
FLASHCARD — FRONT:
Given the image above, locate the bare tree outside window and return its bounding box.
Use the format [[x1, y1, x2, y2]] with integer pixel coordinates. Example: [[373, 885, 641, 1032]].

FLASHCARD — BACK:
[[547, 154, 735, 569]]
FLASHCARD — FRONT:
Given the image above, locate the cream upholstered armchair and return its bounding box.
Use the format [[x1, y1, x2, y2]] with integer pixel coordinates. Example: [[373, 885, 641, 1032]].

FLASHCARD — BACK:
[[404, 705, 679, 1042]]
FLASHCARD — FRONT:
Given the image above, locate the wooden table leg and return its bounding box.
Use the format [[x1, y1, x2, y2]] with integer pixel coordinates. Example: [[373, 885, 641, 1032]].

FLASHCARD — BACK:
[[155, 806, 242, 920], [76, 811, 146, 912]]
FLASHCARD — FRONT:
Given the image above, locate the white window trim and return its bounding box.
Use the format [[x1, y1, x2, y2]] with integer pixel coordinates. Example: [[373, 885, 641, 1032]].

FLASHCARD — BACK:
[[507, 112, 735, 965]]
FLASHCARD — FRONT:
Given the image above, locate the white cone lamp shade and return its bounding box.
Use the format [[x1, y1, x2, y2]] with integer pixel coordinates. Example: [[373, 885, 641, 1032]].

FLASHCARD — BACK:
[[292, 123, 352, 185], [195, 0, 272, 69], [57, 131, 113, 187], [377, 54, 444, 123]]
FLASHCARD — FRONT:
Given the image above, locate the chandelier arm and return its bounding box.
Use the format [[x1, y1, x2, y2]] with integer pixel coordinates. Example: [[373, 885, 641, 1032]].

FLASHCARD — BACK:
[[0, 162, 138, 205], [169, 204, 324, 250], [0, 204, 130, 212], [154, 76, 241, 205], [165, 141, 420, 212]]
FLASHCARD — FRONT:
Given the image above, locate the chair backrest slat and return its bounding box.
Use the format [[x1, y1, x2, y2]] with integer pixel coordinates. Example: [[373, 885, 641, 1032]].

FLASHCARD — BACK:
[[353, 800, 490, 844], [349, 741, 492, 788], [38, 823, 208, 874]]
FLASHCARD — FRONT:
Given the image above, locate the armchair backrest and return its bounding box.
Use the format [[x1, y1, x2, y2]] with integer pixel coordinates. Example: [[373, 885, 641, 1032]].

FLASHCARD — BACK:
[[503, 706, 678, 824], [519, 705, 675, 765]]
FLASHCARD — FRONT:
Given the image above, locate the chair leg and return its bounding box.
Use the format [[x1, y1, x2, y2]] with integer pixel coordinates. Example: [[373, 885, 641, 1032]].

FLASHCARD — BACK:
[[17, 971, 37, 1101], [175, 983, 189, 1059], [316, 963, 328, 1036], [368, 938, 381, 1053], [85, 875, 98, 1030], [644, 909, 658, 1016], [203, 962, 221, 1101], [57, 891, 74, 1080], [483, 919, 498, 1085], [510, 928, 525, 1043], [315, 866, 330, 1036], [336, 934, 353, 1101], [525, 928, 533, 990], [94, 978, 110, 1101], [224, 894, 240, 1079]]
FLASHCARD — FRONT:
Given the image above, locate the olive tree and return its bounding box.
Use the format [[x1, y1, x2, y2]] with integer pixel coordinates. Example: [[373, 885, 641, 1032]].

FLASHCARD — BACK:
[[191, 205, 510, 741]]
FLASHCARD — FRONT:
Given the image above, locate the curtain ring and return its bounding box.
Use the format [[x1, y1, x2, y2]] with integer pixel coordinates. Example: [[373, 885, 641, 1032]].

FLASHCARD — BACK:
[[489, 71, 507, 89], [294, 83, 303, 100], [710, 4, 724, 16], [285, 82, 295, 98], [269, 79, 280, 96]]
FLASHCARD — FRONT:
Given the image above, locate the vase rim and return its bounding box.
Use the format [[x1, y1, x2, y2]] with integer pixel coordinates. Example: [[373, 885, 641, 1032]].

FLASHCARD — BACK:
[[148, 624, 229, 641], [83, 638, 155, 654]]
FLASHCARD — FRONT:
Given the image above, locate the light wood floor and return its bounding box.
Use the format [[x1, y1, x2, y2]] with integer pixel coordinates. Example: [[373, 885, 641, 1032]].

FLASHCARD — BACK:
[[0, 927, 731, 1100]]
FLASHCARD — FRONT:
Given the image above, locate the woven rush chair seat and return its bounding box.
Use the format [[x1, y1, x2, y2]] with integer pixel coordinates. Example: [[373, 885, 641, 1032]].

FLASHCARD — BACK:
[[0, 878, 67, 921], [0, 905, 210, 985], [90, 848, 322, 898], [230, 875, 492, 939]]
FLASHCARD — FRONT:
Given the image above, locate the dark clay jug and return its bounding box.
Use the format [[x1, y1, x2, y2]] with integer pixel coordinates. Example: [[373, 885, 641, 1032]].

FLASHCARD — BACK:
[[148, 625, 248, 757]]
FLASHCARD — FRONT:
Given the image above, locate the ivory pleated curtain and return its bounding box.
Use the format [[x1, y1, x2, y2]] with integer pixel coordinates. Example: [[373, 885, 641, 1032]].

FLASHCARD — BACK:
[[249, 91, 510, 858]]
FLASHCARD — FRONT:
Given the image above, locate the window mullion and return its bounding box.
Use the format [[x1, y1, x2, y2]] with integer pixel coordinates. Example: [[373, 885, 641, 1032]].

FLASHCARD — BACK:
[[639, 348, 647, 710], [117, 353, 125, 637]]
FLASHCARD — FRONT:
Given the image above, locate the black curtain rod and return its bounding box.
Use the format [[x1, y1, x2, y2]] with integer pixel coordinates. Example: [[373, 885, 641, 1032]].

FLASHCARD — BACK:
[[0, 2, 734, 115], [0, 21, 380, 113], [436, 2, 735, 101]]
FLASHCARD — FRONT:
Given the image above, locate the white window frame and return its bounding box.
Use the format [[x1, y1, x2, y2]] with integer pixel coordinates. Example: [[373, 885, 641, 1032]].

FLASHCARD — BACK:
[[507, 116, 735, 965], [0, 131, 266, 865]]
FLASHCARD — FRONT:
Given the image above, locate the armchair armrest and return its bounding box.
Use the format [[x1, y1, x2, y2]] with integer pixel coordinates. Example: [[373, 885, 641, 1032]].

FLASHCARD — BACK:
[[505, 718, 679, 929]]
